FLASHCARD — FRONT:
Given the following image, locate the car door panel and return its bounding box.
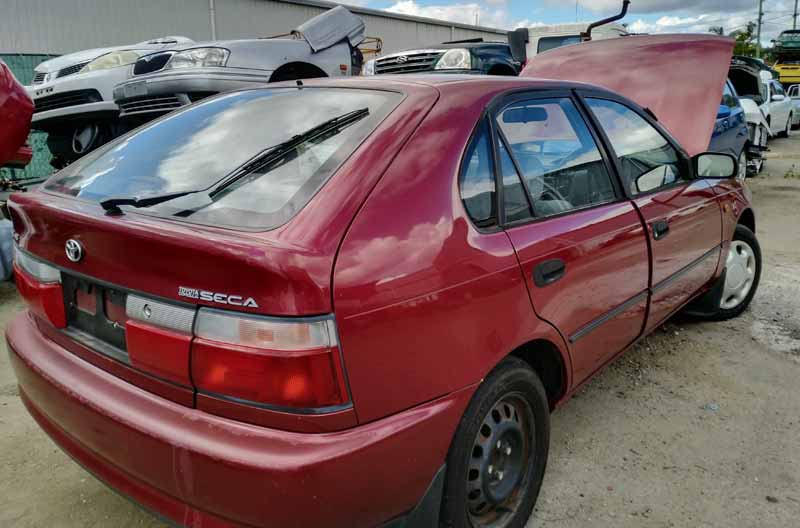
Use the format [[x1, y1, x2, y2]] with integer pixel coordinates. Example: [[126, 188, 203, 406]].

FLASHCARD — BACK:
[[506, 202, 649, 383], [493, 94, 650, 386], [582, 95, 723, 333], [633, 179, 722, 331]]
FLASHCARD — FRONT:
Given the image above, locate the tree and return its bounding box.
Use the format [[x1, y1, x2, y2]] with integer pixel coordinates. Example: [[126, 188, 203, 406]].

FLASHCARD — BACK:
[[709, 26, 724, 36], [730, 22, 759, 57]]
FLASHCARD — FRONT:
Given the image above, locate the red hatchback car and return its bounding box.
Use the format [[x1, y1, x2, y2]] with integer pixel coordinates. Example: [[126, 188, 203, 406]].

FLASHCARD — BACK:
[[0, 58, 34, 169], [7, 36, 759, 528]]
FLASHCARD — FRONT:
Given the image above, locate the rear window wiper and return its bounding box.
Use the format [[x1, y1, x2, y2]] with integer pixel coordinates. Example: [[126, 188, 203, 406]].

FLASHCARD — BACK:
[[207, 107, 369, 198], [99, 107, 369, 216]]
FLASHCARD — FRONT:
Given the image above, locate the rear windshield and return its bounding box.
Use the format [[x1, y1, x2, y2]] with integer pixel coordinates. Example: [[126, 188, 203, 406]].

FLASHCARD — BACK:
[[45, 87, 401, 229]]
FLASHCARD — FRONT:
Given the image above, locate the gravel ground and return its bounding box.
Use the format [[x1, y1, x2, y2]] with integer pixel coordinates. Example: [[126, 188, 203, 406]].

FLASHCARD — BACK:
[[1, 133, 798, 527]]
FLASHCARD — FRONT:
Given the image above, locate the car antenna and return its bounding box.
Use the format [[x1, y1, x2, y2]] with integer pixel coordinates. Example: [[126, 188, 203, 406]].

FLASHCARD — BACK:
[[582, 0, 630, 42]]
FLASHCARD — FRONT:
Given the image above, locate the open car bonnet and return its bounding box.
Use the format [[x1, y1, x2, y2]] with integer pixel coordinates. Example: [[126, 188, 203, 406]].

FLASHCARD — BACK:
[[521, 34, 735, 157]]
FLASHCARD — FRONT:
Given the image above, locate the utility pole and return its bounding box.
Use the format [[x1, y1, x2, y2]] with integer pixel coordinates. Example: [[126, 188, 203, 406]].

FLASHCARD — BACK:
[[794, 0, 798, 30], [756, 0, 764, 59]]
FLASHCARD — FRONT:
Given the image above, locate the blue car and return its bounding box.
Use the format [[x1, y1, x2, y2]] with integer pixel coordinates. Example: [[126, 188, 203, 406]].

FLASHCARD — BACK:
[[709, 79, 748, 179]]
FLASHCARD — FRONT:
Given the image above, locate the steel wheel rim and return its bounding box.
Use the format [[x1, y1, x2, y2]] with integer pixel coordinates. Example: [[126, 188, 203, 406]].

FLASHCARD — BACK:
[[721, 240, 756, 309], [466, 393, 534, 527]]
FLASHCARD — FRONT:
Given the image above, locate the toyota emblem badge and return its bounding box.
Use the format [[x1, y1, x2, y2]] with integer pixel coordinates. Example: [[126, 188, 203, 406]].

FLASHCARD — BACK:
[[65, 239, 84, 262]]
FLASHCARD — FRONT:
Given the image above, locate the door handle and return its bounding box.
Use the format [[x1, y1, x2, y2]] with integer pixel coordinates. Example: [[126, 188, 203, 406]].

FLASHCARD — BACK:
[[533, 258, 566, 287], [652, 219, 670, 240]]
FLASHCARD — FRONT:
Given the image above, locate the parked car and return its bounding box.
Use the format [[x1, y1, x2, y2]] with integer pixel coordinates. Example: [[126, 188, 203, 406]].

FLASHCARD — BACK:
[[710, 79, 749, 179], [0, 58, 34, 280], [363, 39, 523, 77], [27, 36, 194, 168], [773, 29, 800, 87], [0, 59, 33, 169], [762, 78, 794, 137], [7, 35, 759, 528], [789, 84, 800, 129], [114, 6, 365, 124]]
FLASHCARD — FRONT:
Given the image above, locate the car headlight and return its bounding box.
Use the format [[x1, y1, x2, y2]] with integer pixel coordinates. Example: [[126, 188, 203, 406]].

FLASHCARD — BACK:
[[434, 49, 471, 70], [166, 47, 229, 69], [362, 59, 376, 76], [80, 51, 142, 73]]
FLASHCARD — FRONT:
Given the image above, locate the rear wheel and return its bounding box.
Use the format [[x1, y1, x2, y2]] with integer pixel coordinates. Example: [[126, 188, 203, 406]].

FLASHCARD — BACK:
[[707, 225, 761, 321], [441, 357, 549, 528]]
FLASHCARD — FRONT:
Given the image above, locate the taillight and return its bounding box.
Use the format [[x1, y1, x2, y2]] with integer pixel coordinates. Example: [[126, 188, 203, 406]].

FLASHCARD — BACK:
[[125, 295, 194, 386], [192, 309, 349, 410], [14, 249, 66, 328]]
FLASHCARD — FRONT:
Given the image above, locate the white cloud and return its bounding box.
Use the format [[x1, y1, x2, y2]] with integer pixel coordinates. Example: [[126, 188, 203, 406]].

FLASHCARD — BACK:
[[385, 0, 532, 29]]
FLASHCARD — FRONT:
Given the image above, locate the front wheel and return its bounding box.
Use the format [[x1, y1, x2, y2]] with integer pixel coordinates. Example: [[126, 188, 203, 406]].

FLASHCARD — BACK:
[[707, 224, 761, 321], [737, 150, 747, 180], [441, 357, 550, 528]]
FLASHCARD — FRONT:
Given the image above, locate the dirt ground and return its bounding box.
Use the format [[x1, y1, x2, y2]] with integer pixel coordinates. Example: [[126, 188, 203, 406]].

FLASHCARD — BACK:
[[1, 134, 799, 528]]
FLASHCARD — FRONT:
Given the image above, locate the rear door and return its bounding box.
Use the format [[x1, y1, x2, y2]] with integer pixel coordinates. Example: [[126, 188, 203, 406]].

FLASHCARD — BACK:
[[494, 91, 650, 385], [581, 94, 722, 332]]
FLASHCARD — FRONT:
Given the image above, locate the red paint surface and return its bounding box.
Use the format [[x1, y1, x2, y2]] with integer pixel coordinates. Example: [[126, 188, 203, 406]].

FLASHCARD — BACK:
[[126, 320, 192, 387], [521, 34, 735, 156], [0, 59, 33, 167], [9, 311, 473, 528], [6, 74, 756, 526]]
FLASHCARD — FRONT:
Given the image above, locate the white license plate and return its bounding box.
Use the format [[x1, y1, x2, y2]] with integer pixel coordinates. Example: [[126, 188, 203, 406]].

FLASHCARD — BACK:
[[123, 81, 147, 99]]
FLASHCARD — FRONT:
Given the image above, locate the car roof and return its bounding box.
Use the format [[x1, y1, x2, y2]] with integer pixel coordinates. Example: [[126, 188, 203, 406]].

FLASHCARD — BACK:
[[289, 74, 611, 95]]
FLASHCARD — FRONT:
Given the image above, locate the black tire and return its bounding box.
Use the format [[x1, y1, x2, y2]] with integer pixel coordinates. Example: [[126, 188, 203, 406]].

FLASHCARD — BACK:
[[706, 224, 761, 321], [777, 115, 791, 138], [441, 357, 550, 528]]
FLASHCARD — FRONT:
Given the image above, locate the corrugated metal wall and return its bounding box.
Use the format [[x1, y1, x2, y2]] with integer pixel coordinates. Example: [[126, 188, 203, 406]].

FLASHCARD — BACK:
[[1, 0, 507, 56]]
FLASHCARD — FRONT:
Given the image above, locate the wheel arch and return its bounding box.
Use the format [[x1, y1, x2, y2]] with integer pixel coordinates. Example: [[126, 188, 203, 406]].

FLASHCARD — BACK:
[[738, 207, 755, 233], [269, 62, 328, 83], [509, 338, 569, 410]]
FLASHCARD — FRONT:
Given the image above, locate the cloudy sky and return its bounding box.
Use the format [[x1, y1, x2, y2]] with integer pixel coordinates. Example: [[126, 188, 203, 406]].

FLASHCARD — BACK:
[[345, 0, 798, 45]]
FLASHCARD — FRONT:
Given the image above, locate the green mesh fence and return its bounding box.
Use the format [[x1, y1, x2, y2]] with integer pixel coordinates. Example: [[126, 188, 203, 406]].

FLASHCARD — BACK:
[[1, 53, 58, 182]]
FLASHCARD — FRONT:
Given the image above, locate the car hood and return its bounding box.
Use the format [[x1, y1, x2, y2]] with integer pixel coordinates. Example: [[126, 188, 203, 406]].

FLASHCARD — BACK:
[[35, 37, 194, 73], [521, 34, 735, 156]]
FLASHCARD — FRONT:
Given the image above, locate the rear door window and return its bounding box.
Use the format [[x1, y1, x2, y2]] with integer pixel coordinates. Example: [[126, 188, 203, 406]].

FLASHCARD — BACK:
[[495, 97, 617, 217], [44, 88, 402, 230]]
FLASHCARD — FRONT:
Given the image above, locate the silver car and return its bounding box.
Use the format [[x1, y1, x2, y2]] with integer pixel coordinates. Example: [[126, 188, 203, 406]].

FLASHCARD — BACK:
[[114, 6, 365, 123]]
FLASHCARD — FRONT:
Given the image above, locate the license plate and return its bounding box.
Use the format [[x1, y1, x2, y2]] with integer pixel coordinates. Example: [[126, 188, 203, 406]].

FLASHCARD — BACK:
[[63, 274, 128, 353], [123, 81, 147, 99]]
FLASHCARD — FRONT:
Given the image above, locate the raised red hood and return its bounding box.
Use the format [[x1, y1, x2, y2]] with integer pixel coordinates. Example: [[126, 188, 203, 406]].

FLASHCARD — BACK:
[[0, 60, 33, 167], [521, 34, 735, 157]]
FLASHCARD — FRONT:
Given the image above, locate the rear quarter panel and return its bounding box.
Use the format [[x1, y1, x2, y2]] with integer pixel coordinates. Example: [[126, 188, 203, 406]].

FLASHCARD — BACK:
[[333, 83, 571, 424]]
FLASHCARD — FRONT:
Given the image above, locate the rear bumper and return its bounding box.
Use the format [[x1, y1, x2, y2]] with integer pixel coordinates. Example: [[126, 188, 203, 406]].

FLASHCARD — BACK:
[[8, 311, 472, 528]]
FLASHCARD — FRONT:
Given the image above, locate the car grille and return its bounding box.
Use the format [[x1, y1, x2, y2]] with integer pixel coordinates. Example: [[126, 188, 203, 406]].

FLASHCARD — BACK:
[[375, 52, 444, 74], [32, 72, 47, 84], [118, 94, 185, 116], [57, 61, 90, 78], [133, 52, 173, 75], [33, 89, 101, 113]]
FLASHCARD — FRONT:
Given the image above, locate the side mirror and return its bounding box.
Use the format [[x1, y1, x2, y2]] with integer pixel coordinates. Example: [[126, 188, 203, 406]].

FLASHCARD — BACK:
[[507, 28, 529, 65], [694, 152, 737, 179], [717, 104, 732, 119], [772, 94, 785, 102]]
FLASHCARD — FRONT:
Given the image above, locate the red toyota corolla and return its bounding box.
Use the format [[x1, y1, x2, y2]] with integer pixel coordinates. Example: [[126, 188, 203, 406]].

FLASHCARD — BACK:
[[7, 36, 759, 528]]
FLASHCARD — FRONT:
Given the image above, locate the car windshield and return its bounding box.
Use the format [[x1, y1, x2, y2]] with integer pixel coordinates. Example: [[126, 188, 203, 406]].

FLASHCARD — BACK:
[[44, 87, 401, 229]]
